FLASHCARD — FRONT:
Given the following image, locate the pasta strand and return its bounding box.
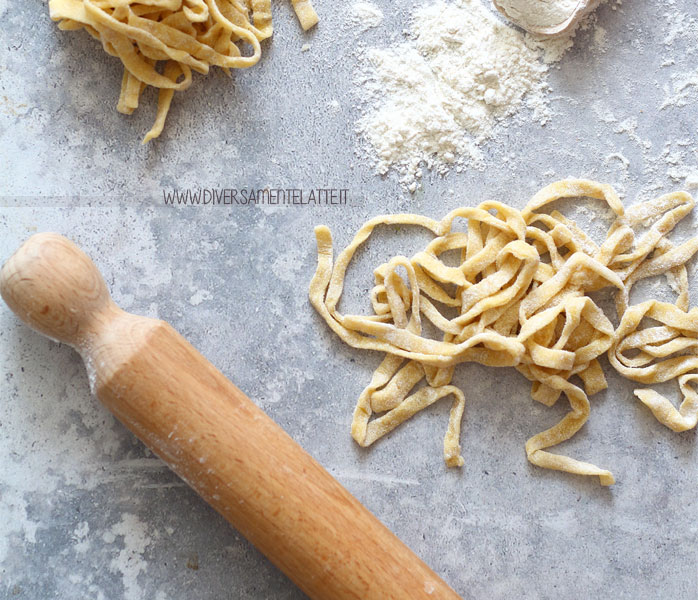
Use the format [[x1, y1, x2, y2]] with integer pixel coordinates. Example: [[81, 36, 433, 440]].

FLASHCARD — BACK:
[[49, 0, 319, 141], [310, 180, 698, 485]]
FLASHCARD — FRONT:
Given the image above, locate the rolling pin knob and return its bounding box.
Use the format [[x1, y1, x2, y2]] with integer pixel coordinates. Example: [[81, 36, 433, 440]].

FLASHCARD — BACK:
[[0, 232, 114, 347]]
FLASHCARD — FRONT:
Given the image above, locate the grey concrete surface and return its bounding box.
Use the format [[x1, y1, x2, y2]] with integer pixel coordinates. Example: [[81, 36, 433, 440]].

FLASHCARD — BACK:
[[2, 0, 698, 599]]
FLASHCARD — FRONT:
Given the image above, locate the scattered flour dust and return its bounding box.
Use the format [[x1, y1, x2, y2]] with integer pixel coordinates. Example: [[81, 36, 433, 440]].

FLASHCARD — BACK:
[[355, 0, 575, 191], [189, 288, 211, 306], [349, 2, 384, 31], [107, 513, 153, 600]]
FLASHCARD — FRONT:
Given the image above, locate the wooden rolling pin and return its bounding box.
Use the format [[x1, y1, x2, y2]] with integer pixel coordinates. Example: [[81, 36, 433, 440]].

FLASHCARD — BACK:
[[0, 233, 461, 600]]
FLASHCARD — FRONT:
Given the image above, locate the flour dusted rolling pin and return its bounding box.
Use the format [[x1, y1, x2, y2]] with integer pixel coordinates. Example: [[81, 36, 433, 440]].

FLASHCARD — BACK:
[[0, 233, 461, 600]]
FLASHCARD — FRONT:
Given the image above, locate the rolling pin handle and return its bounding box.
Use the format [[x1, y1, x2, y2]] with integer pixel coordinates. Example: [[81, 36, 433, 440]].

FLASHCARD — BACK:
[[1, 232, 463, 600]]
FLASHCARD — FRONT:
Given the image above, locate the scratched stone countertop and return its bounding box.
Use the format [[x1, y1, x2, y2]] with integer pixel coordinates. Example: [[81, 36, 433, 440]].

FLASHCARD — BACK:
[[2, 0, 698, 599]]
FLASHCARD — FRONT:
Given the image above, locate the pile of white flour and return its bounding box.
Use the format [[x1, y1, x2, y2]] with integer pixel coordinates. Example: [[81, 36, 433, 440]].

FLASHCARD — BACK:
[[349, 2, 384, 31], [354, 0, 572, 191]]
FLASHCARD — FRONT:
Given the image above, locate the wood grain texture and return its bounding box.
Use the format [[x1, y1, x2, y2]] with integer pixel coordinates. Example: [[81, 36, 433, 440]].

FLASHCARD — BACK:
[[0, 233, 461, 600]]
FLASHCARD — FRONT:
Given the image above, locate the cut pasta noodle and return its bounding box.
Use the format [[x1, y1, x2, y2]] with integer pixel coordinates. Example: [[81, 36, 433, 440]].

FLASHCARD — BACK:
[[49, 0, 319, 142], [309, 179, 698, 485]]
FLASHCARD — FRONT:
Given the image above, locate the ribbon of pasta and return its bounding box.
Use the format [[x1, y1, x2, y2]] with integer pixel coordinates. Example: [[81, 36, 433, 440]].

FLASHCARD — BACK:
[[610, 300, 698, 432], [49, 0, 319, 142], [310, 180, 698, 485]]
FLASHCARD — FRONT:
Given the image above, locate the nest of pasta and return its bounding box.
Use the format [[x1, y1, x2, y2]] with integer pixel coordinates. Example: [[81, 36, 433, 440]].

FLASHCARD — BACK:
[[310, 180, 698, 485], [49, 0, 318, 142]]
